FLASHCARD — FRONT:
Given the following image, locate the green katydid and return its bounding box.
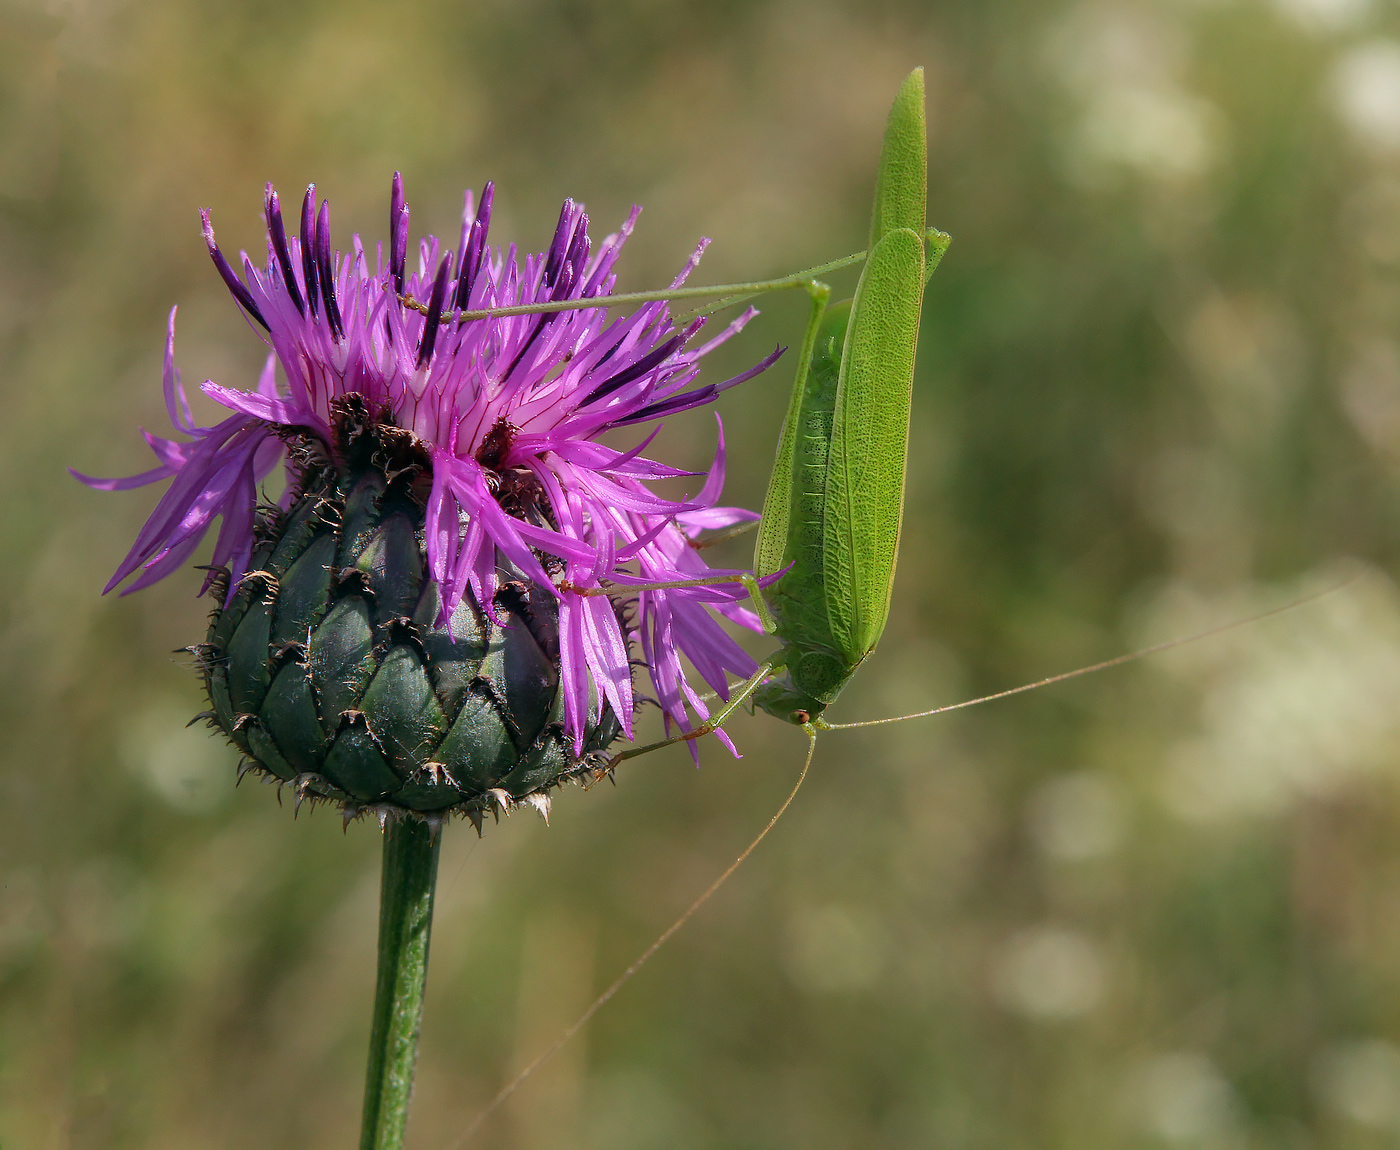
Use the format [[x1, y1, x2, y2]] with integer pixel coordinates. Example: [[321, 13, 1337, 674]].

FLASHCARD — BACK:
[[750, 68, 945, 726], [597, 66, 948, 768]]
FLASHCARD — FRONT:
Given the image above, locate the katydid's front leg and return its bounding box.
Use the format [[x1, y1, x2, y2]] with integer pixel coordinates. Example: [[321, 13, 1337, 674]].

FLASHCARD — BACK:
[[598, 658, 780, 773]]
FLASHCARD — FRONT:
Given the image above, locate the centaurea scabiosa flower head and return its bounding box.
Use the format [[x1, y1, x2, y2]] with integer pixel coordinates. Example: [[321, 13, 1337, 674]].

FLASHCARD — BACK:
[[77, 175, 782, 822]]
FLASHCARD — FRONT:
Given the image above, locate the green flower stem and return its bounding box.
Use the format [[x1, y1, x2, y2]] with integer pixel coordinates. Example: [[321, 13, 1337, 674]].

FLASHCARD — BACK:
[[360, 816, 443, 1150]]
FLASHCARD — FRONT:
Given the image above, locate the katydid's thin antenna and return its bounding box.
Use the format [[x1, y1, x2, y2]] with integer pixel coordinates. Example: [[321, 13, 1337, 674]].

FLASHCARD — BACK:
[[823, 579, 1354, 732], [446, 734, 817, 1149]]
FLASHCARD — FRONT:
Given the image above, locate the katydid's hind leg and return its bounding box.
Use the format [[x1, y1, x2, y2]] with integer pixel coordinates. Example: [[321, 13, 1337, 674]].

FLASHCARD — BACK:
[[416, 251, 868, 326], [729, 572, 776, 635], [600, 660, 777, 772]]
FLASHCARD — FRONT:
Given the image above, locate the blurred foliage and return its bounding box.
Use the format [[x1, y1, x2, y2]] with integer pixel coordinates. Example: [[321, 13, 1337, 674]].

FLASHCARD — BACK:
[[10, 0, 1400, 1146]]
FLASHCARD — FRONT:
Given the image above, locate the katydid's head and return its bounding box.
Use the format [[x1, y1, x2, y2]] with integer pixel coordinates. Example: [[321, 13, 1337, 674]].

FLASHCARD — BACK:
[[751, 645, 857, 725], [753, 675, 828, 726], [74, 173, 784, 825]]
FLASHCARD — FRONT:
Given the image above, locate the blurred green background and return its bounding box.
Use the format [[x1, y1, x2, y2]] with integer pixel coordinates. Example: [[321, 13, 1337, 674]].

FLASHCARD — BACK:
[[8, 0, 1400, 1145]]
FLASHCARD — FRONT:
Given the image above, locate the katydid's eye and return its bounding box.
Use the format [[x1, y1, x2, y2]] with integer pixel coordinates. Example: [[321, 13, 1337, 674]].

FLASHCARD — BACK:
[[792, 709, 810, 725]]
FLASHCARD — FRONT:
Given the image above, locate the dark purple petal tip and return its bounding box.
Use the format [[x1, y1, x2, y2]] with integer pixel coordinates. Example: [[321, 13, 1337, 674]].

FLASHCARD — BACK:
[[453, 179, 494, 311], [417, 255, 451, 368], [264, 187, 305, 317], [314, 200, 343, 340], [200, 211, 269, 331], [390, 171, 408, 296], [300, 186, 319, 318]]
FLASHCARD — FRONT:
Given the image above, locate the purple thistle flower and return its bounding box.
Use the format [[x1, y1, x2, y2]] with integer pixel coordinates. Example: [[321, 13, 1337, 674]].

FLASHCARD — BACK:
[[76, 176, 785, 759]]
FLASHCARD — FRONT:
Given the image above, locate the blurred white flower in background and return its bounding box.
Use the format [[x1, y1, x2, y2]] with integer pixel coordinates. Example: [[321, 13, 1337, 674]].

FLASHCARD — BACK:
[[1332, 41, 1400, 151], [1027, 771, 1127, 862], [1045, 3, 1222, 183], [1313, 1040, 1400, 1128], [1132, 1052, 1241, 1143], [1274, 0, 1371, 33], [992, 925, 1105, 1020], [1140, 568, 1400, 823]]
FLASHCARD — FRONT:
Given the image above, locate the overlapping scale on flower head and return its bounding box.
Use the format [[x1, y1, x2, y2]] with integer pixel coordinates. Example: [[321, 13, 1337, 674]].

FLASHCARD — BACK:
[[78, 173, 784, 757]]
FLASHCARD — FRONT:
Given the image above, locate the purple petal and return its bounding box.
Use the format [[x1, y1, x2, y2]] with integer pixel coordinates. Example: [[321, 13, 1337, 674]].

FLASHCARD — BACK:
[[202, 381, 312, 429], [389, 172, 408, 294], [161, 308, 196, 434], [70, 464, 175, 491]]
